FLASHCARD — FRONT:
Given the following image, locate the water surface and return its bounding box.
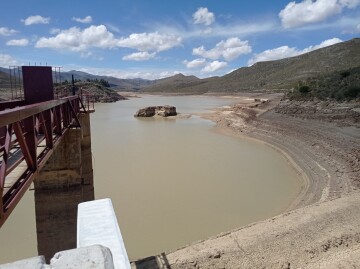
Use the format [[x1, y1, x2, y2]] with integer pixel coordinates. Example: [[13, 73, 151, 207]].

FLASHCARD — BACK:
[[91, 95, 301, 259], [0, 95, 301, 263]]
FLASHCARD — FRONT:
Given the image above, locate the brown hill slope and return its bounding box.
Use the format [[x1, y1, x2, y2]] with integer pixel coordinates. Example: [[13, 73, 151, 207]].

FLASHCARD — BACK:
[[141, 73, 206, 93], [141, 38, 360, 93]]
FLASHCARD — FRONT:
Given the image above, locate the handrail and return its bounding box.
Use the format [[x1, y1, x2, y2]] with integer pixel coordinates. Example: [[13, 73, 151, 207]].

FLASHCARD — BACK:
[[0, 96, 87, 227], [0, 96, 79, 128]]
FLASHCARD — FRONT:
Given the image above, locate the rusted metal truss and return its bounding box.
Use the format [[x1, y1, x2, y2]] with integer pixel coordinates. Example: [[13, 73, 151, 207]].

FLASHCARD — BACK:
[[0, 96, 87, 227]]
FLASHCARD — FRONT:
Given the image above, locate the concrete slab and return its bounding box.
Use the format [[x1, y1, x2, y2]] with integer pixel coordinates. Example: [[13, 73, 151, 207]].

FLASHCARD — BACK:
[[49, 245, 114, 269], [0, 245, 114, 269], [77, 198, 131, 269]]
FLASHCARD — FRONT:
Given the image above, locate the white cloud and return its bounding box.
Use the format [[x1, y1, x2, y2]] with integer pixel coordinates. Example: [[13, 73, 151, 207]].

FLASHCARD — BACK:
[[118, 32, 182, 52], [302, 37, 343, 52], [67, 66, 184, 80], [80, 51, 104, 61], [49, 28, 61, 35], [6, 39, 29, 46], [35, 25, 118, 51], [248, 46, 300, 65], [0, 54, 19, 67], [35, 26, 181, 57], [193, 37, 251, 61], [22, 15, 50, 26], [202, 60, 227, 73], [183, 58, 207, 68], [279, 0, 360, 28], [122, 51, 156, 61], [72, 16, 93, 24], [339, 0, 360, 8], [0, 27, 17, 36], [248, 37, 343, 65], [193, 7, 215, 26]]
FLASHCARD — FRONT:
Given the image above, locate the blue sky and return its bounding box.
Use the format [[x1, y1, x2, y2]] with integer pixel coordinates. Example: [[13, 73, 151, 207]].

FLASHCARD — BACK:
[[0, 0, 359, 79]]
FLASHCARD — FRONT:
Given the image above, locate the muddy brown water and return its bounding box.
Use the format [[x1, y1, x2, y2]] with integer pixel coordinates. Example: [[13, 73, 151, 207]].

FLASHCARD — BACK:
[[0, 95, 301, 263]]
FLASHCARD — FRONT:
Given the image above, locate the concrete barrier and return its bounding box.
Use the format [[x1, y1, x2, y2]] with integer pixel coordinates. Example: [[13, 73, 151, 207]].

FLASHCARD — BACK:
[[77, 198, 131, 269]]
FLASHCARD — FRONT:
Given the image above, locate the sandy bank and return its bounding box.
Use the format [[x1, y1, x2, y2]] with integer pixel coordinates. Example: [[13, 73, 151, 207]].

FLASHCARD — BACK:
[[131, 93, 360, 268]]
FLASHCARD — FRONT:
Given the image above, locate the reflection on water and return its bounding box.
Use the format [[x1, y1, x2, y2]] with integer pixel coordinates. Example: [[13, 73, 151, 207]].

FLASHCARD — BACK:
[[0, 95, 301, 263], [91, 95, 301, 260]]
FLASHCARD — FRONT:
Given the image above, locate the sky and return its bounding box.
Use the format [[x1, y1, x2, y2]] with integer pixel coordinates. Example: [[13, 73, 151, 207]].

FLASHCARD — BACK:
[[0, 0, 359, 79]]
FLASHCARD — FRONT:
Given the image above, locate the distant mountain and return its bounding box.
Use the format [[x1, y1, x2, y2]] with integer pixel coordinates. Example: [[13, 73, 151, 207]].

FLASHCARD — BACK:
[[140, 73, 205, 93], [141, 38, 360, 93], [0, 67, 152, 92], [2, 38, 359, 95], [55, 70, 153, 91]]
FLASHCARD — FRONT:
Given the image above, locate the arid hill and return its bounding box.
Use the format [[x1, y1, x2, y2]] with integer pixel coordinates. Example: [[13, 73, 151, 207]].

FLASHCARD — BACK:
[[141, 38, 360, 93]]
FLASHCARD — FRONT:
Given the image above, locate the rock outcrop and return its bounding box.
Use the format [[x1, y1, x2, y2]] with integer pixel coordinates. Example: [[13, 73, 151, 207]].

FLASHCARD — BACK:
[[275, 99, 360, 126], [134, 105, 177, 117]]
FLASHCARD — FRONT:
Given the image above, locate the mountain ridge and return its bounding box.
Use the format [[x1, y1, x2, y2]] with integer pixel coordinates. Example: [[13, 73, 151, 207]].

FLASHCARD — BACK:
[[141, 38, 360, 93]]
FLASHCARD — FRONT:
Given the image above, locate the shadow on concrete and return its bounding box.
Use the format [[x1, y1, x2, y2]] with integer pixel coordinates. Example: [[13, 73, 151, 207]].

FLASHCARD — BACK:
[[132, 252, 171, 269]]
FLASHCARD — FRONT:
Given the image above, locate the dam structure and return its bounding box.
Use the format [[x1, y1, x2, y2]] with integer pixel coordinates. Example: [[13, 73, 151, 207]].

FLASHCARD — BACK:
[[0, 66, 129, 267]]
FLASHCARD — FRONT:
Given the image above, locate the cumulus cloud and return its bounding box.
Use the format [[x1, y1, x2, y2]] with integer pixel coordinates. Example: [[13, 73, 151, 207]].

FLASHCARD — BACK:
[[72, 16, 93, 24], [79, 51, 104, 61], [302, 37, 343, 52], [6, 39, 29, 46], [118, 32, 182, 52], [183, 58, 207, 68], [49, 28, 61, 34], [0, 27, 17, 36], [35, 25, 181, 58], [202, 60, 227, 73], [71, 66, 184, 80], [279, 0, 360, 28], [339, 0, 360, 8], [193, 7, 215, 26], [248, 37, 343, 65], [22, 15, 50, 26], [122, 51, 156, 61], [193, 37, 251, 61], [35, 25, 118, 51], [0, 54, 19, 67]]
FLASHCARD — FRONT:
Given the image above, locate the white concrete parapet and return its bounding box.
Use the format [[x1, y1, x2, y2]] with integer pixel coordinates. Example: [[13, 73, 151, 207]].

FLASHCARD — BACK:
[[0, 245, 114, 269], [77, 198, 131, 269]]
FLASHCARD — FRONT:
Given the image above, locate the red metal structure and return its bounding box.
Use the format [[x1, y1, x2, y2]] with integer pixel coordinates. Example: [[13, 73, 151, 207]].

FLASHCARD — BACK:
[[0, 96, 89, 227]]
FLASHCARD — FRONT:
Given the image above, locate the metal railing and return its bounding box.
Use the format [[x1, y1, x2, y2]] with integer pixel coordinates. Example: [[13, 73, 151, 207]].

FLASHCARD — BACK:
[[0, 96, 87, 227]]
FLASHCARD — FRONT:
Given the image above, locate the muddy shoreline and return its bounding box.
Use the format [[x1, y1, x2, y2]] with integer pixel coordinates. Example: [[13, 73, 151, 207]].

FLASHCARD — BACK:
[[131, 93, 360, 268]]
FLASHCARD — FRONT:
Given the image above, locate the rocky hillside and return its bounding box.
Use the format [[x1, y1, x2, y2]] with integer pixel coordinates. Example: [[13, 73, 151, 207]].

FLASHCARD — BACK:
[[287, 66, 360, 101], [141, 38, 360, 93], [55, 82, 127, 103]]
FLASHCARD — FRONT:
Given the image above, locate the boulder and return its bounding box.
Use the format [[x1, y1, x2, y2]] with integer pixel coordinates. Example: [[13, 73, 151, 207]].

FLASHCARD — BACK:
[[134, 106, 177, 117]]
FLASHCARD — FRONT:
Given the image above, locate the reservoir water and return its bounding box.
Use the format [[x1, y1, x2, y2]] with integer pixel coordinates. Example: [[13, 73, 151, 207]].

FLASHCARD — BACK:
[[0, 95, 301, 263]]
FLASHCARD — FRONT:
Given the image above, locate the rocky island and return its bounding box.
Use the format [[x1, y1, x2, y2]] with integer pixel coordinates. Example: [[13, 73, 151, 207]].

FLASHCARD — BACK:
[[134, 105, 177, 117]]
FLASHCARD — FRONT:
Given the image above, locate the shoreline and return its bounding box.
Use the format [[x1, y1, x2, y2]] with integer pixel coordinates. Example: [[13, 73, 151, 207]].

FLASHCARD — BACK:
[[210, 125, 310, 212], [131, 93, 360, 268], [198, 93, 358, 208]]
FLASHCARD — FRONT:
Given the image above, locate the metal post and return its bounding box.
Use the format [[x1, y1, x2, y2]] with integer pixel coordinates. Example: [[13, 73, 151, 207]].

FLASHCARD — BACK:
[[72, 75, 76, 95], [9, 67, 13, 100]]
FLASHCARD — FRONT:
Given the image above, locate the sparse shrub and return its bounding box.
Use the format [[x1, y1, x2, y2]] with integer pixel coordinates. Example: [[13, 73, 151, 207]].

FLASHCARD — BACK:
[[340, 71, 350, 78], [298, 85, 310, 93], [344, 86, 360, 98]]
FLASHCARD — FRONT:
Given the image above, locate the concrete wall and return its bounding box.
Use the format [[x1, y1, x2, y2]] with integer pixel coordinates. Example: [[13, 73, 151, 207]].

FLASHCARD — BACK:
[[34, 112, 95, 262], [0, 245, 114, 269]]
